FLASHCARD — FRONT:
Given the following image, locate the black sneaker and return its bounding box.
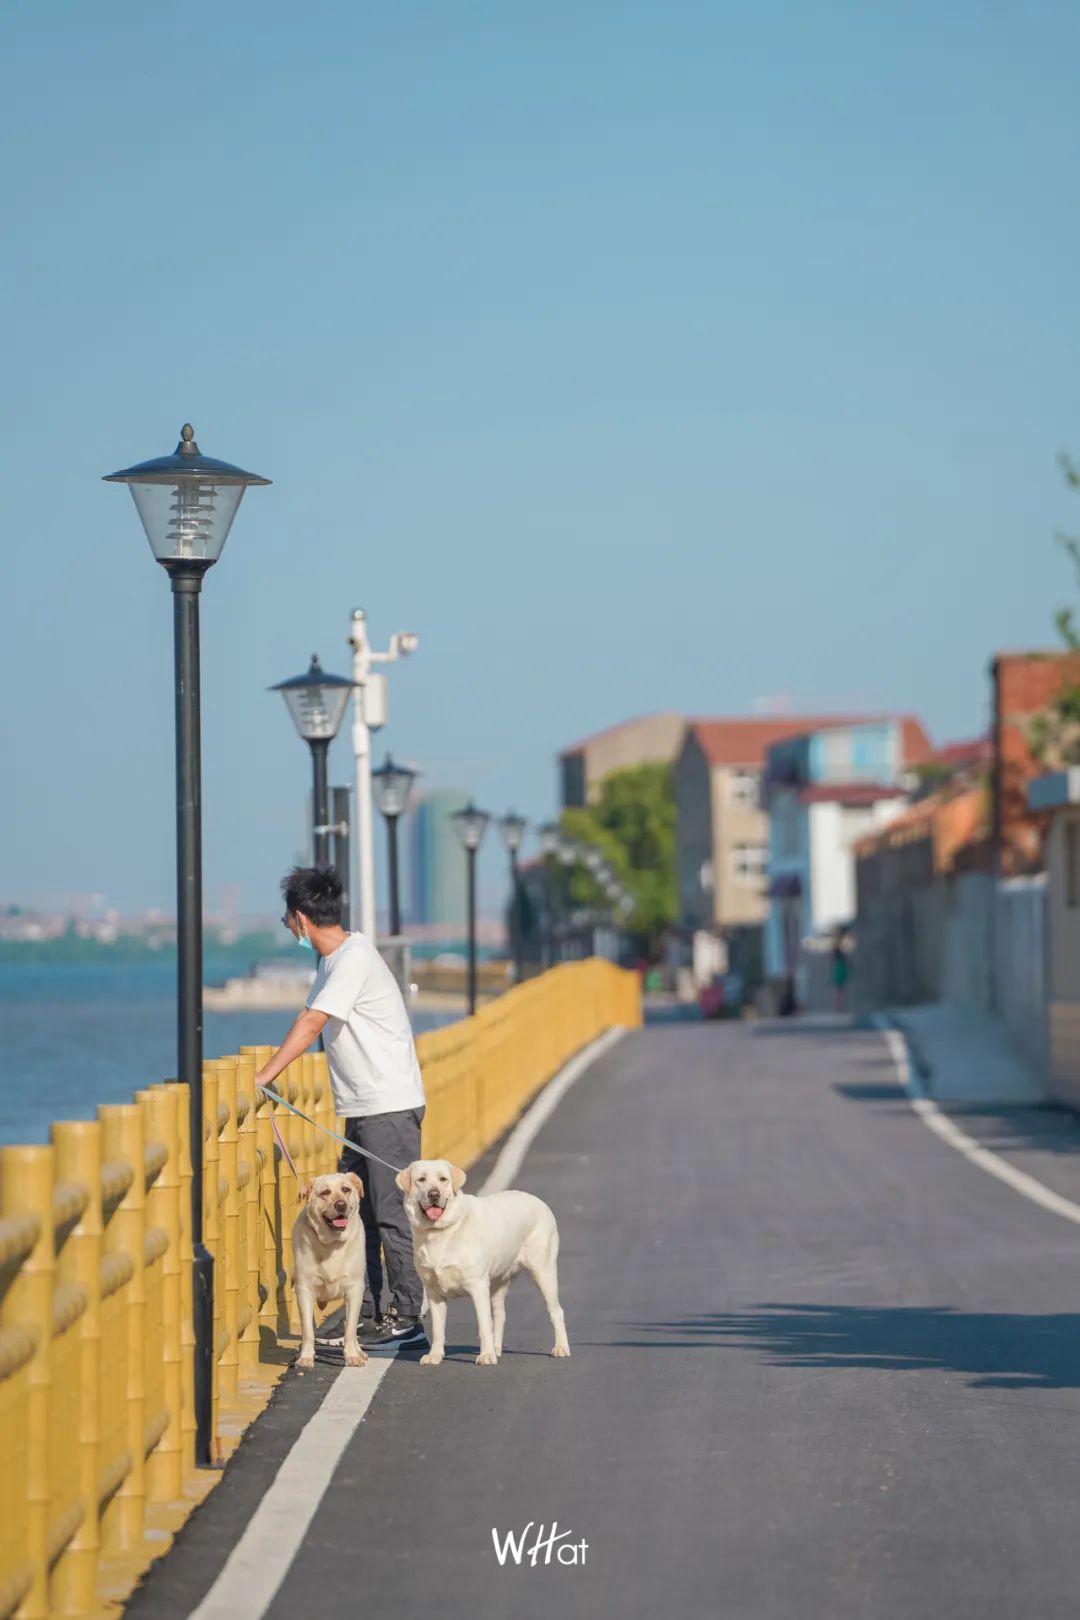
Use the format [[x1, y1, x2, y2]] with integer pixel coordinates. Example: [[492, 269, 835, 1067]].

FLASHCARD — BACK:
[[362, 1305, 426, 1345]]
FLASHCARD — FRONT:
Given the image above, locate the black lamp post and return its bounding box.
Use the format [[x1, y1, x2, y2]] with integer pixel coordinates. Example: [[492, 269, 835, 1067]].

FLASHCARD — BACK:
[[537, 821, 561, 968], [270, 656, 355, 866], [451, 801, 491, 1014], [103, 423, 269, 1468], [371, 754, 419, 937], [497, 811, 528, 981]]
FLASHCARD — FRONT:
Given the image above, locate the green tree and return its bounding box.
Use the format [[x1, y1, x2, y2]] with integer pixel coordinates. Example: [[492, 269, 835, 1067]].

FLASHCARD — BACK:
[[1030, 452, 1080, 766], [559, 762, 677, 947]]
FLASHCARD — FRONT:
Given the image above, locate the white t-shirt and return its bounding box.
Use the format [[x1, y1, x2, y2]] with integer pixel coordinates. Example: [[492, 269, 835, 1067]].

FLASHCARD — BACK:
[[305, 932, 425, 1118]]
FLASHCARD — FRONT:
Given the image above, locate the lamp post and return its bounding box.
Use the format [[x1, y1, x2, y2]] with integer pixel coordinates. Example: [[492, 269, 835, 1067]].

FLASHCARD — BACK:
[[347, 610, 419, 939], [451, 801, 491, 1015], [104, 423, 269, 1468], [497, 811, 528, 982], [537, 821, 561, 967], [270, 656, 355, 866], [371, 754, 419, 936]]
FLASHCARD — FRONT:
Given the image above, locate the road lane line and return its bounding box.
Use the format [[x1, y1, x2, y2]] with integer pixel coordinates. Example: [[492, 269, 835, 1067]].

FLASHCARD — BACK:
[[188, 1022, 628, 1619], [880, 1021, 1080, 1227], [188, 1350, 400, 1620]]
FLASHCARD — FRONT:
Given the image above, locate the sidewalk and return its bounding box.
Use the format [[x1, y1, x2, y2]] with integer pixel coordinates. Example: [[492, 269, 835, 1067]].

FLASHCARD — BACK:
[[887, 1002, 1045, 1105]]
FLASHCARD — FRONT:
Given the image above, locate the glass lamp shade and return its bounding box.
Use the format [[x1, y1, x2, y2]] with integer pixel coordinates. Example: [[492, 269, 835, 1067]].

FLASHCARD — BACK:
[[270, 656, 355, 742], [104, 424, 270, 565], [498, 811, 528, 855], [372, 754, 418, 819], [451, 800, 492, 852], [537, 821, 561, 858]]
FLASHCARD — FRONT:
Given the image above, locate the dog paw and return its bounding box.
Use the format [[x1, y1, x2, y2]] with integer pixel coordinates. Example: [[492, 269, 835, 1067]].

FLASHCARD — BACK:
[[475, 1350, 499, 1366], [344, 1347, 367, 1368], [296, 1351, 315, 1372], [419, 1351, 444, 1367], [550, 1344, 571, 1358]]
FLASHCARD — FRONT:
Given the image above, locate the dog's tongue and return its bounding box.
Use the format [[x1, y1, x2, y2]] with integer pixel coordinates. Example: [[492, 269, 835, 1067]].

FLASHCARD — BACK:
[[424, 1204, 444, 1221], [329, 1216, 349, 1228]]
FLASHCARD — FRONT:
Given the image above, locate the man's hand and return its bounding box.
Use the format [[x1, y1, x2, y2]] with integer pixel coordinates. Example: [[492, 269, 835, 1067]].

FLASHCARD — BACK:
[[254, 1007, 329, 1091]]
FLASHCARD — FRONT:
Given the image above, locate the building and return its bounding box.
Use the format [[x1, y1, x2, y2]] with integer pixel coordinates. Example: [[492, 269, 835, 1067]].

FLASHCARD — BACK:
[[559, 713, 685, 808], [992, 652, 1080, 874], [406, 789, 467, 931], [762, 716, 933, 991], [672, 713, 928, 935]]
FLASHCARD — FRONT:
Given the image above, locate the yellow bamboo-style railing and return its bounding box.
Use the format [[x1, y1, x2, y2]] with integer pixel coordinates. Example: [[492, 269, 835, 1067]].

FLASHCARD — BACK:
[[0, 957, 640, 1617]]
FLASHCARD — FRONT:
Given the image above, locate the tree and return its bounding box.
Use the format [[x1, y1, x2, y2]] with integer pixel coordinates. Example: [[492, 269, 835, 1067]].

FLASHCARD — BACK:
[[1030, 453, 1080, 767], [559, 762, 677, 947]]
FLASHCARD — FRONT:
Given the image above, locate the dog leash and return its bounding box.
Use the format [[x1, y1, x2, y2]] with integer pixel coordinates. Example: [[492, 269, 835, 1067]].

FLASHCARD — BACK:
[[256, 1082, 406, 1176]]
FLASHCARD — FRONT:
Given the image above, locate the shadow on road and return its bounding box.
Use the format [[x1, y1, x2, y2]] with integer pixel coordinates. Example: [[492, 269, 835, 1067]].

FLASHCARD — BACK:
[[611, 1304, 1080, 1390]]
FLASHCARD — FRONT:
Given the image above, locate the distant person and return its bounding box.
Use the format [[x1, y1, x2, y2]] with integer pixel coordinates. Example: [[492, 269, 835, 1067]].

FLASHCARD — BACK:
[[831, 932, 851, 1014], [253, 866, 427, 1345]]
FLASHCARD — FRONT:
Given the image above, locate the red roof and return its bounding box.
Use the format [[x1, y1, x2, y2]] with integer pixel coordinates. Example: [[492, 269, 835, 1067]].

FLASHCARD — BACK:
[[684, 714, 932, 769], [929, 735, 992, 770]]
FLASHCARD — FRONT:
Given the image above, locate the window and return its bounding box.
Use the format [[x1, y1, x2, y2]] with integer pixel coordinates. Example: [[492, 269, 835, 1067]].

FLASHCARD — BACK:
[[821, 730, 852, 782], [730, 770, 760, 810], [732, 842, 769, 885]]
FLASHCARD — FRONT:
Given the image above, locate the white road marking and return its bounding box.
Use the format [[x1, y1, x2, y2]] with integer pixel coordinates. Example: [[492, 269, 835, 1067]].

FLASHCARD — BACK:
[[880, 1021, 1080, 1227], [188, 1022, 629, 1619], [480, 1024, 627, 1195], [188, 1351, 400, 1620]]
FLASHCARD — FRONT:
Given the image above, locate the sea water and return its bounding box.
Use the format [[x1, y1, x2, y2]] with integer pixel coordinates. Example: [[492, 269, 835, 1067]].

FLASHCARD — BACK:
[[0, 955, 453, 1145]]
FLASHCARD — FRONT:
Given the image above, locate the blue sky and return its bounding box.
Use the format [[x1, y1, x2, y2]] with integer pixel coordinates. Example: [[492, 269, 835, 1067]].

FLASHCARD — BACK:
[[4, 0, 1080, 915]]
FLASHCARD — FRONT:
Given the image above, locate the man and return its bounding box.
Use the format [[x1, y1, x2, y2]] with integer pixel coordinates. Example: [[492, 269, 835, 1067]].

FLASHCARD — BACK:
[[253, 864, 426, 1345]]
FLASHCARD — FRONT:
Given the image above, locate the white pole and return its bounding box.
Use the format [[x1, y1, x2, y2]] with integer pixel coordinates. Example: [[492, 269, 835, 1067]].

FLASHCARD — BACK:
[[349, 609, 378, 939], [347, 609, 419, 941]]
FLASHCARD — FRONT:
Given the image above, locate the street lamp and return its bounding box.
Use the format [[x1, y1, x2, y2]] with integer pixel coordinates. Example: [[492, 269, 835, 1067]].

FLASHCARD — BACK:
[[347, 610, 419, 940], [451, 801, 491, 1015], [371, 754, 419, 936], [498, 811, 529, 982], [537, 821, 561, 968], [270, 656, 355, 866], [103, 422, 269, 1468]]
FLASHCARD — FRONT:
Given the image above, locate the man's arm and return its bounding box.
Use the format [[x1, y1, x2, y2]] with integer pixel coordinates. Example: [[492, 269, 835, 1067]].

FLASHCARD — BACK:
[[253, 1007, 328, 1091]]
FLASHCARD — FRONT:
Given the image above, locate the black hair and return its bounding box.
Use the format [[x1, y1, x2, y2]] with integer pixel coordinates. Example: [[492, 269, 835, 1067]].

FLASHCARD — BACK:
[[281, 865, 344, 927]]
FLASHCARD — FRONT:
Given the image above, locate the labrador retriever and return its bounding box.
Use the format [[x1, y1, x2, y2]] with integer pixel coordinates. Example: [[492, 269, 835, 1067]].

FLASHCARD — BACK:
[[291, 1171, 367, 1371], [396, 1158, 571, 1366]]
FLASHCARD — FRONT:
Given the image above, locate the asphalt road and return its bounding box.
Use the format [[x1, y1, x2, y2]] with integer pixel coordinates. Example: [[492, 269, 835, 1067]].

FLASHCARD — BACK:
[[130, 1016, 1080, 1619]]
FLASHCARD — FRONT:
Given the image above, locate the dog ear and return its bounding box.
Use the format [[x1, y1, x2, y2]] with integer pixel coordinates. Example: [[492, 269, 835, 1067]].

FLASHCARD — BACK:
[[298, 1181, 312, 1204], [449, 1163, 467, 1193], [346, 1171, 364, 1199], [395, 1163, 414, 1195]]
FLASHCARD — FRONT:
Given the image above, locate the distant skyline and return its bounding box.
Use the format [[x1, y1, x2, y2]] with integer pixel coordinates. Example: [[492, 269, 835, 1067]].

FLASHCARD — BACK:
[[5, 1, 1080, 912]]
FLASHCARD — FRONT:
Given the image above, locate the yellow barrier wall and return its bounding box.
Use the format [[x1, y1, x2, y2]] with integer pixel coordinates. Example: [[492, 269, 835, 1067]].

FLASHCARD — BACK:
[[0, 957, 639, 1617]]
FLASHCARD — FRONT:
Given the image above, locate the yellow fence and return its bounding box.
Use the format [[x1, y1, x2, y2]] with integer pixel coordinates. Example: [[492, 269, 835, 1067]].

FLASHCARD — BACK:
[[0, 957, 639, 1618]]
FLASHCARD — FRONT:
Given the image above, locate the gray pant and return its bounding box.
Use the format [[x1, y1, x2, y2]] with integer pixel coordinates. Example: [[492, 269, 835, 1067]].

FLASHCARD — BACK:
[[338, 1106, 424, 1318]]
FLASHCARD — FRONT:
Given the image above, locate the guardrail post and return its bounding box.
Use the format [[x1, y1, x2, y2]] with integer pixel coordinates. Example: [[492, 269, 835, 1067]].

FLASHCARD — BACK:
[[0, 1145, 52, 1619], [98, 1104, 146, 1550], [142, 1086, 184, 1502], [49, 1122, 101, 1615], [201, 1063, 221, 1459], [214, 1058, 240, 1404], [174, 1081, 196, 1474], [235, 1053, 261, 1374], [243, 1047, 281, 1352]]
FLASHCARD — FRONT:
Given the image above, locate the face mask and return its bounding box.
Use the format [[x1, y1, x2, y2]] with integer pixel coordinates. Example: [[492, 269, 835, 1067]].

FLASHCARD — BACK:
[[295, 923, 314, 952]]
